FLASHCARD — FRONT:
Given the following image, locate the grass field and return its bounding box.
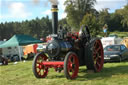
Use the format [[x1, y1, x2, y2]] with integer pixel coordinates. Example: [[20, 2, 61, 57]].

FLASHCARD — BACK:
[[0, 60, 128, 85], [110, 32, 128, 38]]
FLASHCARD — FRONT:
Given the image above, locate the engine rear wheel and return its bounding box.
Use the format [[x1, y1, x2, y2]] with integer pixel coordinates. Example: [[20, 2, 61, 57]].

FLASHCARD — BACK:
[[64, 52, 79, 79], [86, 38, 104, 72], [32, 52, 48, 78]]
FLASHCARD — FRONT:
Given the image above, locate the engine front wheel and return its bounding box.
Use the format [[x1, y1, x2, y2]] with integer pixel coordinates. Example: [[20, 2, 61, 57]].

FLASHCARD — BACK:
[[64, 52, 79, 79], [32, 52, 48, 78]]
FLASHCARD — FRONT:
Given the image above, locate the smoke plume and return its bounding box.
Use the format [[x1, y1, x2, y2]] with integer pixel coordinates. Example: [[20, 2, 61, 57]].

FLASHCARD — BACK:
[[49, 0, 58, 5], [33, 0, 40, 5], [32, 0, 59, 6]]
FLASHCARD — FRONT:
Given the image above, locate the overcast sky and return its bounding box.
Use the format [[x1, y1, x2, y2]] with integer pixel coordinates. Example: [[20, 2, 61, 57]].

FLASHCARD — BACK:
[[0, 0, 127, 23]]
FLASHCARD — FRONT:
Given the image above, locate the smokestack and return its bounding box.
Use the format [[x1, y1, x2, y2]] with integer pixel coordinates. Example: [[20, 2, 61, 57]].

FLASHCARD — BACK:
[[51, 5, 58, 34]]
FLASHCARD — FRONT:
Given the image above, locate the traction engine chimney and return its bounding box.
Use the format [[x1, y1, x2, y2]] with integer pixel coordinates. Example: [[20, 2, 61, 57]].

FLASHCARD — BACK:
[[51, 5, 58, 34]]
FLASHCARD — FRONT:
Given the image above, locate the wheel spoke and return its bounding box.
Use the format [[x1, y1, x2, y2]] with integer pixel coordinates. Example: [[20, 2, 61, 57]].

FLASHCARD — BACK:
[[36, 61, 41, 64], [93, 55, 97, 60], [70, 56, 74, 63], [98, 56, 101, 59], [44, 68, 48, 73], [93, 51, 96, 56], [36, 66, 40, 69], [68, 62, 71, 71], [94, 41, 98, 47], [96, 61, 100, 68], [96, 47, 101, 52], [37, 69, 41, 74], [68, 66, 72, 73], [68, 58, 72, 66], [71, 68, 74, 73], [72, 57, 75, 64]]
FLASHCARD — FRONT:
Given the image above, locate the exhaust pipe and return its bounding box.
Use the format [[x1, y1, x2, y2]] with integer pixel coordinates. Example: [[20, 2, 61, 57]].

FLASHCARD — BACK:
[[51, 5, 58, 34]]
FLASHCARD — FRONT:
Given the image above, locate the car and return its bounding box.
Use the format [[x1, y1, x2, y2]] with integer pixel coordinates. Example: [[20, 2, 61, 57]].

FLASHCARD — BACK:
[[104, 44, 128, 62]]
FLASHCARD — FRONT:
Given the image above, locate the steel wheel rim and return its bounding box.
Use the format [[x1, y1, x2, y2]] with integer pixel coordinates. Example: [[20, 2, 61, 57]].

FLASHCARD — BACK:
[[35, 54, 48, 78], [67, 54, 79, 79], [93, 40, 104, 72]]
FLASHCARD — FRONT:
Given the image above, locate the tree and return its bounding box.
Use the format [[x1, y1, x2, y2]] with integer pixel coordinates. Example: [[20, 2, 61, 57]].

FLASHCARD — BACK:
[[59, 18, 68, 26], [58, 18, 70, 30], [98, 8, 110, 28], [80, 13, 100, 37], [64, 0, 96, 30], [108, 13, 123, 31], [0, 23, 4, 40], [39, 16, 52, 38], [116, 5, 128, 31], [0, 16, 52, 40]]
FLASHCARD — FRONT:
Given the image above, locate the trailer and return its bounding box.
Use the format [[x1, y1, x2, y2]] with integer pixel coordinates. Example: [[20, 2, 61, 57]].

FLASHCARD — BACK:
[[101, 37, 122, 48]]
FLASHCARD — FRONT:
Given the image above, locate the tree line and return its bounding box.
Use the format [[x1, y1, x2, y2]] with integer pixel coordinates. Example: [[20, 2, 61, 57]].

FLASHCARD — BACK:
[[0, 16, 52, 40], [0, 0, 128, 40], [64, 0, 128, 36]]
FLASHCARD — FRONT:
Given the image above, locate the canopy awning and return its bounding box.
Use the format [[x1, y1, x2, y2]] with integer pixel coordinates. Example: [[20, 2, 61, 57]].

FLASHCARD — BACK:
[[0, 34, 43, 48]]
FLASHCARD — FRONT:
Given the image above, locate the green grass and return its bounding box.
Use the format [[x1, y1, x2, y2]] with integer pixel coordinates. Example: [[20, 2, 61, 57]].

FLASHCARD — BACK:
[[0, 60, 128, 85], [97, 31, 128, 38], [110, 32, 128, 38]]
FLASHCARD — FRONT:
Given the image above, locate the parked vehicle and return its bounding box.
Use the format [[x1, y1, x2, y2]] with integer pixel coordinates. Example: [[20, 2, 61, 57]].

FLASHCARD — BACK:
[[101, 37, 122, 48], [104, 44, 128, 62]]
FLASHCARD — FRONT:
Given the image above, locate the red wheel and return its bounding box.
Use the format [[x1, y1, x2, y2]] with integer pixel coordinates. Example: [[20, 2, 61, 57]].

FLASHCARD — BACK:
[[64, 52, 79, 79], [86, 38, 104, 72], [93, 39, 104, 72], [32, 52, 48, 78]]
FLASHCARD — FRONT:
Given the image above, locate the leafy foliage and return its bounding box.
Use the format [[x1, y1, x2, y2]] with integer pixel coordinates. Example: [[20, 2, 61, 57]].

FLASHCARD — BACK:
[[64, 0, 128, 35], [80, 13, 100, 37], [108, 13, 123, 31], [0, 16, 52, 40], [98, 8, 110, 28], [115, 5, 128, 30], [65, 0, 96, 30]]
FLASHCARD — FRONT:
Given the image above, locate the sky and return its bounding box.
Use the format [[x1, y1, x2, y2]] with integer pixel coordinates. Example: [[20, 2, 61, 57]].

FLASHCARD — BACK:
[[0, 0, 127, 23]]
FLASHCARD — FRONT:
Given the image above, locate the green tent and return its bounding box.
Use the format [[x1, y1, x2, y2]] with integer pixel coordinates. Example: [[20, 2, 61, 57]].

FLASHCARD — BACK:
[[0, 41, 6, 45], [0, 34, 43, 48], [0, 34, 43, 61]]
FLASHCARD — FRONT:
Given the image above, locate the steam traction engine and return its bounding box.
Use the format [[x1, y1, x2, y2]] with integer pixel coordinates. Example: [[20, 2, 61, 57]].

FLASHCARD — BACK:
[[32, 5, 104, 79]]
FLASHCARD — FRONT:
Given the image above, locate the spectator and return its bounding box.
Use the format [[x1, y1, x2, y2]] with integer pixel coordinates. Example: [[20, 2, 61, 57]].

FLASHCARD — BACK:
[[103, 24, 108, 37]]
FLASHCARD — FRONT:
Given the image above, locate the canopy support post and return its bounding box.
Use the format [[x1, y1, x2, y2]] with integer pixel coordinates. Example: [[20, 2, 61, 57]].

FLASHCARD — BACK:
[[18, 46, 22, 61]]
